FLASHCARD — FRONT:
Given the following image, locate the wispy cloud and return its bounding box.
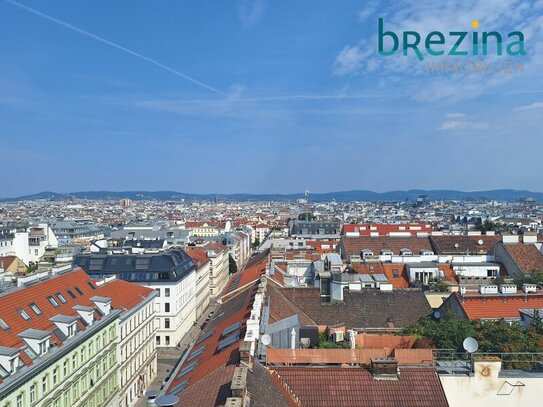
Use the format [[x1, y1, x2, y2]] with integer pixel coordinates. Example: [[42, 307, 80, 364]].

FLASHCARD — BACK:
[[358, 2, 378, 22], [237, 0, 265, 27], [445, 113, 466, 118], [515, 101, 543, 111], [438, 120, 488, 131], [333, 45, 369, 76]]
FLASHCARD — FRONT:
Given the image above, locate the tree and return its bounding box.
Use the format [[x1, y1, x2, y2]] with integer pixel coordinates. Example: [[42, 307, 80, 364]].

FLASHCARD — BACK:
[[402, 312, 476, 351], [298, 212, 316, 221], [228, 254, 238, 274], [252, 238, 260, 249]]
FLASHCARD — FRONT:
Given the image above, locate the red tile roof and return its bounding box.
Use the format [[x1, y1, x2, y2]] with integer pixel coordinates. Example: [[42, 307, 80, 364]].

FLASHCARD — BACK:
[[448, 292, 543, 320], [271, 367, 448, 407], [340, 236, 434, 258], [166, 283, 258, 405], [0, 268, 153, 375], [430, 235, 500, 255], [342, 223, 432, 236], [503, 243, 543, 273]]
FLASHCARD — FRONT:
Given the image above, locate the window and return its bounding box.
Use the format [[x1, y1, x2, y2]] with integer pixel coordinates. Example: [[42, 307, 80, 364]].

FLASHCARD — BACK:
[[165, 318, 170, 329], [165, 336, 170, 346], [47, 296, 59, 308], [165, 288, 170, 297], [30, 385, 36, 402], [156, 336, 161, 346], [42, 375, 48, 394], [165, 303, 170, 313], [63, 360, 68, 376], [55, 293, 67, 304], [72, 355, 77, 370], [16, 394, 23, 407], [53, 368, 58, 385], [155, 288, 161, 297], [29, 303, 42, 315], [17, 308, 30, 321], [68, 324, 75, 337], [66, 289, 76, 299], [74, 286, 84, 296], [87, 281, 96, 290]]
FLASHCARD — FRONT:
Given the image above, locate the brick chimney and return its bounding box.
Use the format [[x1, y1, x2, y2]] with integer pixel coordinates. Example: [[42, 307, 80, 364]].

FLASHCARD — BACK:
[[371, 357, 399, 380]]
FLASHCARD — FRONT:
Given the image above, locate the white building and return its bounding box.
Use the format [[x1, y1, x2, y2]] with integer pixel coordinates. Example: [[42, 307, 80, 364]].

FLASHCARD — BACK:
[[73, 249, 197, 348]]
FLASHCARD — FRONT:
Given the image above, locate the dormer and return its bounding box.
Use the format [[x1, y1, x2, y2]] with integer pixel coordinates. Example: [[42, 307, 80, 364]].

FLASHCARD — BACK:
[[0, 346, 21, 378], [91, 296, 112, 316], [50, 315, 78, 339], [420, 250, 434, 255], [18, 329, 51, 356], [400, 248, 413, 256], [73, 305, 95, 326], [361, 249, 374, 259], [380, 249, 393, 256]]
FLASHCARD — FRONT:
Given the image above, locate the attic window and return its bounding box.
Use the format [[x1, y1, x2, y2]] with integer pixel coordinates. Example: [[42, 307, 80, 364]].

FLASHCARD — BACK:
[[66, 289, 76, 299], [29, 303, 42, 315], [74, 287, 84, 296], [392, 269, 400, 278], [0, 319, 9, 331], [56, 293, 67, 304], [87, 282, 96, 290], [17, 308, 31, 321]]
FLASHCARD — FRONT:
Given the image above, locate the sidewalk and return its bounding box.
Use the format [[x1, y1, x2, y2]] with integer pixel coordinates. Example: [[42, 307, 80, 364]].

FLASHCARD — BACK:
[[134, 302, 220, 406]]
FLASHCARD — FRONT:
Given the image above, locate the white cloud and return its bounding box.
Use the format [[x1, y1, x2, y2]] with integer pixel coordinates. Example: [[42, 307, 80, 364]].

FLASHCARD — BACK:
[[438, 120, 489, 130], [333, 45, 368, 76], [445, 112, 466, 118], [358, 2, 378, 22], [237, 0, 265, 27], [515, 101, 543, 111]]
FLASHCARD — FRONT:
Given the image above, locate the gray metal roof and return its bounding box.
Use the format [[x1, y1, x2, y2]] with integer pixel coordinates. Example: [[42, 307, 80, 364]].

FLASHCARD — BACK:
[[90, 296, 111, 304], [50, 315, 78, 324], [18, 328, 51, 340], [372, 274, 389, 282], [73, 305, 94, 312], [267, 315, 300, 335], [0, 346, 19, 357]]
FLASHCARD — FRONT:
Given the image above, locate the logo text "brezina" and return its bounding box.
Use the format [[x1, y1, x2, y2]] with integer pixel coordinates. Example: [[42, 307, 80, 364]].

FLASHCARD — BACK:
[[378, 18, 526, 61]]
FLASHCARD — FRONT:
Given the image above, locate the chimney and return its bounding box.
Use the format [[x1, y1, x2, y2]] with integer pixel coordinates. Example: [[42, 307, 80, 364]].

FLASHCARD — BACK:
[[230, 367, 248, 399], [239, 341, 252, 365], [371, 358, 399, 380]]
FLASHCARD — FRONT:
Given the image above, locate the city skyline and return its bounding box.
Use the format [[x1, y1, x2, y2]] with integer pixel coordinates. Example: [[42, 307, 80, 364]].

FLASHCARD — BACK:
[[2, 0, 542, 196]]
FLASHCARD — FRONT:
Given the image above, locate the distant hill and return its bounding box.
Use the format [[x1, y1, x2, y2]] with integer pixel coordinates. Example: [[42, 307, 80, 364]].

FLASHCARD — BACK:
[[2, 189, 542, 202]]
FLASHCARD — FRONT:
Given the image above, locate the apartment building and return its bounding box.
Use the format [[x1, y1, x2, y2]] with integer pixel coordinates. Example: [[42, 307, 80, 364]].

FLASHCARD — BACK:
[[186, 248, 211, 320], [0, 268, 156, 407], [202, 243, 230, 297], [73, 249, 197, 348]]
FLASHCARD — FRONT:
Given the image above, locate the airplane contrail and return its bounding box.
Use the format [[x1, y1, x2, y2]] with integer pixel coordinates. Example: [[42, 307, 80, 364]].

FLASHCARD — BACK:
[[4, 0, 227, 96]]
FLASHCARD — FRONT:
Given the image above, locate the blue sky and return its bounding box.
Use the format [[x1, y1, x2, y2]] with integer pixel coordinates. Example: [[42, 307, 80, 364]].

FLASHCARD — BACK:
[[1, 0, 543, 197]]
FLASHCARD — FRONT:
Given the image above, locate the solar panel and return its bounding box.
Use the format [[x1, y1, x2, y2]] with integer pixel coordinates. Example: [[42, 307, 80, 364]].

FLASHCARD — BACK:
[[188, 346, 205, 361], [169, 380, 188, 396], [177, 361, 199, 379], [222, 321, 242, 337], [217, 333, 239, 351], [195, 328, 215, 345]]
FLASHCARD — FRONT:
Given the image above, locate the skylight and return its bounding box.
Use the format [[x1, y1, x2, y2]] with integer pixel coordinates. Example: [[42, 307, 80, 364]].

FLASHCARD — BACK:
[[169, 380, 188, 396], [17, 308, 31, 321], [74, 287, 84, 296], [195, 329, 215, 345], [177, 361, 199, 379], [0, 319, 9, 331], [29, 303, 42, 315], [47, 296, 59, 307], [56, 293, 67, 304], [217, 333, 239, 351], [188, 346, 205, 361], [222, 321, 242, 337]]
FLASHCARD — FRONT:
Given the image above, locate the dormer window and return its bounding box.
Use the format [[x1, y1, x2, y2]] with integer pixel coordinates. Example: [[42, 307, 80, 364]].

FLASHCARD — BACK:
[[39, 340, 48, 355], [0, 319, 9, 331], [400, 248, 413, 256]]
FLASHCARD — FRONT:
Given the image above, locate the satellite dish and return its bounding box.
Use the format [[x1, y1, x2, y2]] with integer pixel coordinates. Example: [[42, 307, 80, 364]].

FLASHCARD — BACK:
[[261, 334, 271, 346], [463, 337, 478, 353], [433, 311, 441, 320], [454, 243, 459, 249], [478, 239, 483, 245]]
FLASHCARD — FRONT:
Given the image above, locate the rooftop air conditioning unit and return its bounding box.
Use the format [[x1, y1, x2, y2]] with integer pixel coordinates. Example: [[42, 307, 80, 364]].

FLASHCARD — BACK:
[[333, 331, 344, 342]]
